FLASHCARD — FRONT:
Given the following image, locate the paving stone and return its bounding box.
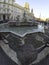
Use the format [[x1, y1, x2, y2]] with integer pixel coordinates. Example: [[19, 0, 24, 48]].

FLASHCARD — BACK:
[[0, 47, 18, 65]]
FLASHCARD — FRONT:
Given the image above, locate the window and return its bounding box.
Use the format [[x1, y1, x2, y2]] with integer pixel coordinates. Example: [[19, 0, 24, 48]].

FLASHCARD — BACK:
[[7, 9, 9, 13], [0, 16, 1, 20], [4, 0, 6, 3]]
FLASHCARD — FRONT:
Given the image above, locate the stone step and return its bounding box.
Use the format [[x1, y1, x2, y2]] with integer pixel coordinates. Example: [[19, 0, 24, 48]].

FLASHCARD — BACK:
[[31, 47, 49, 65], [3, 39, 8, 44]]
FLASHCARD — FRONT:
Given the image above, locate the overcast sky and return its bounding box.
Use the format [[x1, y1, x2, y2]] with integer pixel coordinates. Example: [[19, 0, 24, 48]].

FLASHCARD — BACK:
[[15, 0, 49, 19]]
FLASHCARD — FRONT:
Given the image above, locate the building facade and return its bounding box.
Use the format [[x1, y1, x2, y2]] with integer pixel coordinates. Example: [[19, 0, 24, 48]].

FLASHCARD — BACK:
[[0, 0, 34, 21]]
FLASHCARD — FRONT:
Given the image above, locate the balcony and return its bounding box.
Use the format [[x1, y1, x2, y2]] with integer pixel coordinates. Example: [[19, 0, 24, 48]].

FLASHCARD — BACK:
[[0, 11, 11, 15]]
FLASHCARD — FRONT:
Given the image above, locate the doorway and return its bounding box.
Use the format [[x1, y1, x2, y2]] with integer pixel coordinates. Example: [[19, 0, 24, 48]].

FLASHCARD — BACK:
[[3, 14, 6, 20]]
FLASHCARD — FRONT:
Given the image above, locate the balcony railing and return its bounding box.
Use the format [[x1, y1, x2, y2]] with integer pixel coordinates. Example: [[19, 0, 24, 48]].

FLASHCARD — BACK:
[[0, 11, 11, 14]]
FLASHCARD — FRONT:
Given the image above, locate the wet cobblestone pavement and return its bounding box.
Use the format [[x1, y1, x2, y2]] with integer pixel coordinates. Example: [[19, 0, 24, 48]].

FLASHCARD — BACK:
[[0, 47, 18, 65], [33, 27, 49, 65], [33, 54, 49, 65], [0, 44, 49, 65], [0, 26, 49, 65]]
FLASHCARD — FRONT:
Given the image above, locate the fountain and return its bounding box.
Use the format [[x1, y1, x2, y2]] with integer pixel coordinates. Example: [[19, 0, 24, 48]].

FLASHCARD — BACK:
[[0, 22, 49, 65]]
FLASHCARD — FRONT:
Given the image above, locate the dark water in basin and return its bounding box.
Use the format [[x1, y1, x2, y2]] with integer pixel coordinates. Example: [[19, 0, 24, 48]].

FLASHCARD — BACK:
[[0, 23, 44, 37]]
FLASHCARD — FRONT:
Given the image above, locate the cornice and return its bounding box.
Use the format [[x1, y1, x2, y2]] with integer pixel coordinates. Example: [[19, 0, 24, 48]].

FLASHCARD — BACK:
[[0, 2, 33, 17]]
